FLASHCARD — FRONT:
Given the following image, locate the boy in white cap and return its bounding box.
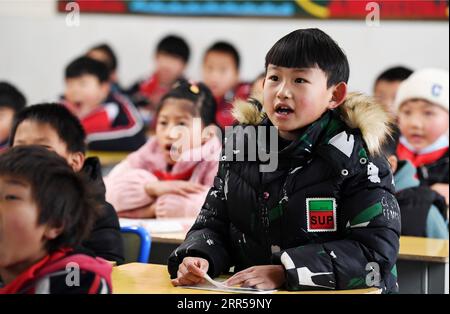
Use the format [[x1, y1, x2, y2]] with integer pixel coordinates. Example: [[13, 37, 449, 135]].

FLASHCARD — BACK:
[[395, 68, 449, 205]]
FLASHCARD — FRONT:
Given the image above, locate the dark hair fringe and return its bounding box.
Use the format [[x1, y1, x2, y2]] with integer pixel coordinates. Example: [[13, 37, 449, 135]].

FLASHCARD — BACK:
[[156, 79, 217, 127], [88, 43, 118, 72], [156, 35, 190, 63], [9, 103, 87, 154], [65, 56, 110, 82], [205, 41, 240, 70], [0, 81, 27, 112], [0, 146, 103, 253], [265, 28, 350, 87]]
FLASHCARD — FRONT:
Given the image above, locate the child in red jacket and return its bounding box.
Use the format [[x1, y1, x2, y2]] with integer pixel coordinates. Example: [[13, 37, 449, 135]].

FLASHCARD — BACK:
[[0, 146, 112, 294]]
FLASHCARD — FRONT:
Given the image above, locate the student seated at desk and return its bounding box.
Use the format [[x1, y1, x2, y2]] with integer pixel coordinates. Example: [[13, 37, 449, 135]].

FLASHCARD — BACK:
[[395, 68, 449, 205], [63, 56, 146, 152], [105, 80, 221, 219], [382, 133, 448, 239], [0, 146, 112, 293], [168, 29, 401, 293], [9, 104, 124, 264]]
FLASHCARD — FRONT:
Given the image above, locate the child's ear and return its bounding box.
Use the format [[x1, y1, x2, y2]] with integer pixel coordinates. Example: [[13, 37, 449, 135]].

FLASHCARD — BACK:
[[387, 155, 398, 173], [327, 82, 347, 109], [68, 152, 85, 172], [44, 225, 64, 240], [100, 82, 110, 98]]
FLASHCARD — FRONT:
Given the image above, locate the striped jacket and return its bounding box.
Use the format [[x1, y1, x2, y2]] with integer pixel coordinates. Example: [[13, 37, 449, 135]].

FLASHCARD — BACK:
[[0, 249, 112, 294]]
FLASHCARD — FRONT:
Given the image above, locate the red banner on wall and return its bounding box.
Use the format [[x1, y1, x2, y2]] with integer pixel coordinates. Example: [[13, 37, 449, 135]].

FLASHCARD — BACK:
[[57, 1, 449, 20]]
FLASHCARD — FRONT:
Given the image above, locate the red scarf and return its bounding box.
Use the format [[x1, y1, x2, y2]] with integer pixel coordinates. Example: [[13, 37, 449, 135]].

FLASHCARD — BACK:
[[139, 73, 170, 108], [397, 142, 448, 168], [0, 249, 70, 294], [153, 165, 196, 181]]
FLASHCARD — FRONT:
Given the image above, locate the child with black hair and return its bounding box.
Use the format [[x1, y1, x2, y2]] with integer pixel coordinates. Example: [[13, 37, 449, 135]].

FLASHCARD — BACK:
[[202, 41, 251, 129], [373, 66, 413, 116], [0, 146, 112, 294], [0, 82, 26, 152], [64, 56, 146, 151], [127, 35, 191, 127], [105, 80, 221, 219], [169, 29, 400, 293], [86, 43, 123, 94], [382, 134, 448, 239], [10, 104, 124, 264]]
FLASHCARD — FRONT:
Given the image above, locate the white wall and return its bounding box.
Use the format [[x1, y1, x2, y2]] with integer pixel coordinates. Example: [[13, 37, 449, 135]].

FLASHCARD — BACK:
[[0, 1, 448, 105]]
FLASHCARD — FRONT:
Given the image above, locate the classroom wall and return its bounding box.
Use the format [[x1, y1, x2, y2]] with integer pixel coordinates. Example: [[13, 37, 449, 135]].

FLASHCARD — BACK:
[[0, 1, 448, 105]]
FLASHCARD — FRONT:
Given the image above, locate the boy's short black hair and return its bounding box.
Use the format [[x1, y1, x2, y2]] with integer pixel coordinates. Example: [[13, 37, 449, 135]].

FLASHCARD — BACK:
[[0, 82, 26, 112], [0, 146, 102, 252], [156, 35, 190, 63], [88, 43, 118, 72], [265, 28, 350, 87], [375, 66, 413, 83], [205, 41, 240, 70], [10, 103, 86, 154], [156, 79, 217, 127], [65, 56, 110, 83]]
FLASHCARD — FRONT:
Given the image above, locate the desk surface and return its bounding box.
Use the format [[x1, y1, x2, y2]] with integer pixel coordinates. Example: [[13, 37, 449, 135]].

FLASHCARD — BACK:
[[112, 263, 381, 294], [399, 236, 449, 263], [86, 150, 129, 166], [151, 233, 449, 263]]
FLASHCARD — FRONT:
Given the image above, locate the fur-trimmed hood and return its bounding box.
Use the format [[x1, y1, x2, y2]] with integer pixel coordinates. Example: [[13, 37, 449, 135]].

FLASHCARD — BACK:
[[232, 93, 393, 156]]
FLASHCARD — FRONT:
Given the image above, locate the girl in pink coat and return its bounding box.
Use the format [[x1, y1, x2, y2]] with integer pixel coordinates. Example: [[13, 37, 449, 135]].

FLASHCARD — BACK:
[[105, 80, 221, 218]]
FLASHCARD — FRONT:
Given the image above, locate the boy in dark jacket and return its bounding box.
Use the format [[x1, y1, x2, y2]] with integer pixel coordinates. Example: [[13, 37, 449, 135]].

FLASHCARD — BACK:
[[0, 146, 112, 293], [10, 104, 124, 264], [168, 29, 401, 293], [383, 132, 448, 239], [64, 56, 146, 151]]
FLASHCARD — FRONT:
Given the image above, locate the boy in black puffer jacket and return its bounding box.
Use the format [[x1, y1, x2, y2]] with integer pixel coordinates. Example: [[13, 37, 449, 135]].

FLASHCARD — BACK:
[[168, 29, 401, 293]]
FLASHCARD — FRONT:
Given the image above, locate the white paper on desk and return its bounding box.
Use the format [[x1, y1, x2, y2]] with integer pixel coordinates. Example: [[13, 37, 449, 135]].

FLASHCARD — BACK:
[[119, 218, 193, 233], [181, 273, 277, 294]]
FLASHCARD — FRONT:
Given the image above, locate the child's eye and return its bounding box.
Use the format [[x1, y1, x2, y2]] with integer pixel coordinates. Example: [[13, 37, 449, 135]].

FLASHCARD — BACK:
[[158, 121, 168, 126], [178, 122, 187, 126], [268, 75, 278, 82], [295, 78, 307, 84], [401, 110, 411, 116], [5, 195, 20, 201], [424, 111, 435, 117]]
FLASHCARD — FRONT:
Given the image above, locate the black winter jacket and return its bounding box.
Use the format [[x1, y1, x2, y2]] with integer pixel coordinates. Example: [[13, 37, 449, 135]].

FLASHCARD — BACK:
[[168, 94, 401, 293], [81, 157, 124, 264]]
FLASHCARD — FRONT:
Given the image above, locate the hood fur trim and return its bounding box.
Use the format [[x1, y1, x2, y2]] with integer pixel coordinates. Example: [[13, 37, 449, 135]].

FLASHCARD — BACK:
[[232, 92, 393, 155]]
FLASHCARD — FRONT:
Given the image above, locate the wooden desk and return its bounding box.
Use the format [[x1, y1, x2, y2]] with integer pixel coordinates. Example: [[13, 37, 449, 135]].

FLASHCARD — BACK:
[[397, 236, 449, 294], [112, 263, 381, 294]]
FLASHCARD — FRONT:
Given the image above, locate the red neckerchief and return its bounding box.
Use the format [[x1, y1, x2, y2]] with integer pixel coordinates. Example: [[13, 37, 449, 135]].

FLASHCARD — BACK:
[[0, 249, 70, 294], [153, 165, 196, 181], [215, 98, 235, 129], [139, 73, 170, 107], [397, 142, 448, 168]]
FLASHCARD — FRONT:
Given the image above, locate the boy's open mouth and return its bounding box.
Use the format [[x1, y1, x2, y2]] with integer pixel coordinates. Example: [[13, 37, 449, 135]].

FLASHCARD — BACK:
[[274, 104, 294, 116]]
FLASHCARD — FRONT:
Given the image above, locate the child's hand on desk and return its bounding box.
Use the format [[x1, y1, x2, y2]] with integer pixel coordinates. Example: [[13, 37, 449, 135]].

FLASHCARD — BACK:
[[171, 257, 209, 286], [117, 203, 157, 218], [224, 265, 285, 290], [145, 181, 204, 198]]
